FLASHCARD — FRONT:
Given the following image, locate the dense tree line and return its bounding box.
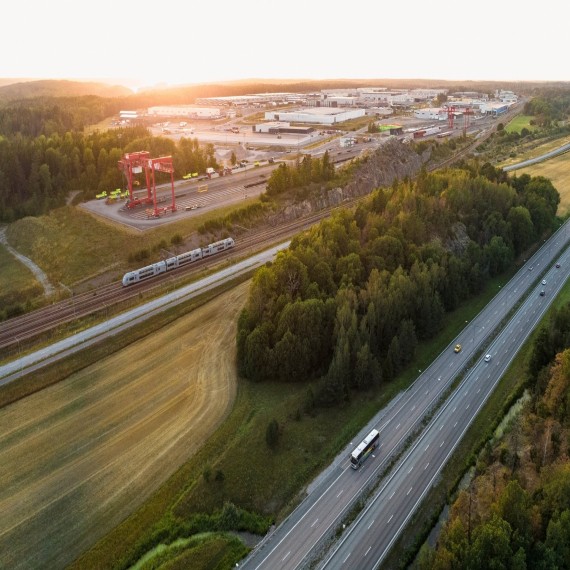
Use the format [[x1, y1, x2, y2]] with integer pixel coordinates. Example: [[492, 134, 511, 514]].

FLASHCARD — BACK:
[[0, 125, 218, 222], [0, 96, 123, 137], [416, 304, 570, 570], [237, 164, 560, 406], [265, 152, 336, 196]]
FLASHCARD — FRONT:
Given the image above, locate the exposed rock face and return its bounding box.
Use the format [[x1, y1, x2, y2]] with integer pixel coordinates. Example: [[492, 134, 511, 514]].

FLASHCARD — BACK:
[[269, 139, 431, 225]]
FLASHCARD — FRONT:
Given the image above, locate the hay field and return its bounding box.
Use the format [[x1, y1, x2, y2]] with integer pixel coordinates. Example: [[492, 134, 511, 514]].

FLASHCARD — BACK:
[[517, 151, 570, 216], [0, 282, 248, 569]]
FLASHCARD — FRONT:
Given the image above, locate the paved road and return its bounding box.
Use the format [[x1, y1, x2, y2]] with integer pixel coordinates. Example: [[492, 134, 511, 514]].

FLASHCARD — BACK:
[[503, 141, 570, 171], [0, 242, 290, 385], [241, 221, 570, 570], [322, 233, 570, 569]]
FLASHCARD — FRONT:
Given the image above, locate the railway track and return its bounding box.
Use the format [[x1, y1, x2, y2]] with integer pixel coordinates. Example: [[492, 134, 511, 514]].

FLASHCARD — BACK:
[[0, 201, 358, 353]]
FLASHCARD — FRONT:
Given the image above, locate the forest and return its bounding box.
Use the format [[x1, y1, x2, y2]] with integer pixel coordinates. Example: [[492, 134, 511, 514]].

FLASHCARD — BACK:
[[0, 122, 218, 222], [415, 303, 570, 570], [237, 164, 560, 406]]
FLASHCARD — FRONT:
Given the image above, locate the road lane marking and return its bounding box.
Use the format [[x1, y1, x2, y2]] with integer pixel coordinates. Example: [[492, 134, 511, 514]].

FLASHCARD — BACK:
[[439, 424, 444, 430], [365, 546, 371, 556], [408, 465, 413, 473], [343, 552, 351, 564], [424, 462, 429, 470], [425, 443, 430, 451], [454, 421, 458, 428], [440, 440, 445, 447], [282, 551, 290, 561], [388, 514, 394, 523], [466, 404, 470, 409], [396, 423, 401, 429], [389, 491, 395, 500], [411, 405, 416, 411], [368, 519, 375, 529], [453, 406, 456, 412], [407, 487, 413, 496]]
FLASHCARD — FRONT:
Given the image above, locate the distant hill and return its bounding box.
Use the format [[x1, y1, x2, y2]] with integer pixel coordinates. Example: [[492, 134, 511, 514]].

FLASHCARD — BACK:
[[0, 79, 132, 102]]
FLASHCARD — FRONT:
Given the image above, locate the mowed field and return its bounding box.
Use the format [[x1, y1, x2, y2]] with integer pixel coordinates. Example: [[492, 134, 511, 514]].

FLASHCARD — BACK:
[[0, 282, 248, 569], [518, 151, 570, 216]]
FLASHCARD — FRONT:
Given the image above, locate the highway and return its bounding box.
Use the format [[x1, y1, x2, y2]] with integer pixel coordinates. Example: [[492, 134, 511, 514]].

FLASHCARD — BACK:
[[322, 233, 570, 569], [241, 221, 570, 570]]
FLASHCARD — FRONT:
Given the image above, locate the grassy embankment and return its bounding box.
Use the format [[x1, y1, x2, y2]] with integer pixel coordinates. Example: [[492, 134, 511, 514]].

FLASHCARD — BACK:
[[2, 196, 266, 307]]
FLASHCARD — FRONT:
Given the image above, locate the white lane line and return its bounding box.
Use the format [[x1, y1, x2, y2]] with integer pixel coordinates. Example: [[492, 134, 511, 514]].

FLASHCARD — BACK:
[[407, 487, 413, 496], [411, 405, 416, 411], [408, 465, 414, 473], [440, 440, 445, 447], [424, 462, 429, 470], [343, 552, 351, 564], [282, 551, 291, 561], [466, 403, 470, 409], [454, 421, 458, 428], [365, 546, 372, 556], [425, 443, 430, 451], [439, 424, 444, 431], [388, 514, 394, 523], [453, 406, 457, 412], [311, 518, 319, 528], [389, 491, 395, 500], [337, 489, 344, 498], [396, 423, 401, 429], [368, 519, 375, 529]]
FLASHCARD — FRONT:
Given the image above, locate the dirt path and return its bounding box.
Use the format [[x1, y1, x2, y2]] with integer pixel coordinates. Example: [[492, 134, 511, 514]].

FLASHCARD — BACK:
[[0, 225, 55, 296], [0, 282, 249, 569]]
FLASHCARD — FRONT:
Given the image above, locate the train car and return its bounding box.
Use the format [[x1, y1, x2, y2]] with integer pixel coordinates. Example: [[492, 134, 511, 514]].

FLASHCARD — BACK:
[[122, 261, 167, 286], [121, 238, 235, 286], [176, 248, 203, 266], [201, 238, 235, 257]]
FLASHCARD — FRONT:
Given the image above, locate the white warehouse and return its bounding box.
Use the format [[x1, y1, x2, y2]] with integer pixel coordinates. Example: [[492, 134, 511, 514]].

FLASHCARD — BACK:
[[264, 107, 365, 125], [147, 106, 223, 119]]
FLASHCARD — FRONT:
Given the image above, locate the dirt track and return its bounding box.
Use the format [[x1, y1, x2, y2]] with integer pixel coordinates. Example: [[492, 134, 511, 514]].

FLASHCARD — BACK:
[[0, 282, 249, 569]]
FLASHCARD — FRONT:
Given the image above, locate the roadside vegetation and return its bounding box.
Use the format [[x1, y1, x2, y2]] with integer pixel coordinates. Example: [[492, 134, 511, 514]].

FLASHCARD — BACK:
[[412, 298, 570, 570]]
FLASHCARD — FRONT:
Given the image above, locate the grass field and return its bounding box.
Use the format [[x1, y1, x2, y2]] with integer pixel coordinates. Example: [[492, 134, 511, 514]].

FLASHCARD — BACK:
[[0, 244, 42, 309], [0, 282, 248, 569], [518, 152, 570, 216], [504, 114, 536, 134]]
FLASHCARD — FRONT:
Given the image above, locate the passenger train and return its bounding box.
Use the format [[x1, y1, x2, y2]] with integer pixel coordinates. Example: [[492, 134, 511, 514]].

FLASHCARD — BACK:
[[122, 237, 235, 286]]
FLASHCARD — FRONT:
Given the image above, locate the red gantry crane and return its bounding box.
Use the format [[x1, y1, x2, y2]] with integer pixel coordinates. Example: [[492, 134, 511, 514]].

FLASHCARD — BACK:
[[146, 156, 177, 217], [446, 106, 475, 136], [118, 151, 177, 217]]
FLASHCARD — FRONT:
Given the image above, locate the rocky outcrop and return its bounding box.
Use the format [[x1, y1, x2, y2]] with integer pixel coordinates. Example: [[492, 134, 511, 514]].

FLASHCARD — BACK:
[[268, 139, 431, 225]]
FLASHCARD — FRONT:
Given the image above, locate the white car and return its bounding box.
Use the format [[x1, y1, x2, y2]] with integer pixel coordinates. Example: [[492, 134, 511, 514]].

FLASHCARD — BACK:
[[542, 279, 547, 285], [484, 354, 491, 362]]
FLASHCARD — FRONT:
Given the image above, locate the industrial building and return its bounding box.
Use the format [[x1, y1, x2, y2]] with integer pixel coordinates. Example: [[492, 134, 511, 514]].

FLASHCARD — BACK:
[[253, 121, 314, 135], [147, 106, 223, 119], [480, 102, 510, 116], [264, 107, 365, 125]]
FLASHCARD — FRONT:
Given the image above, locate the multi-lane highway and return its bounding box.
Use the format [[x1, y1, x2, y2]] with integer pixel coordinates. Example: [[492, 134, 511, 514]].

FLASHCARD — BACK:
[[322, 234, 570, 569], [242, 221, 570, 570]]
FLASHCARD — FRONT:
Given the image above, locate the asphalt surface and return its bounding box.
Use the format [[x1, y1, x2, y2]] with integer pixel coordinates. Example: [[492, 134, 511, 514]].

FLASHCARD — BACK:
[[241, 221, 570, 570]]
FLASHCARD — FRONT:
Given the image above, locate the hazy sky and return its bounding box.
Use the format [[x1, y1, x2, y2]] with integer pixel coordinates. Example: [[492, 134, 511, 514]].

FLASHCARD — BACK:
[[2, 0, 567, 89]]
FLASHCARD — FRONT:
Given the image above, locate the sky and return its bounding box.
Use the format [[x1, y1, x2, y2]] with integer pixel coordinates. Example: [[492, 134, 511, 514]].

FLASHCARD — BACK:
[[2, 0, 568, 90]]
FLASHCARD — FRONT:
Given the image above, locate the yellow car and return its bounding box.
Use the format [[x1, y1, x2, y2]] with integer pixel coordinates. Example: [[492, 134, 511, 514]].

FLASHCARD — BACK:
[[454, 344, 462, 353]]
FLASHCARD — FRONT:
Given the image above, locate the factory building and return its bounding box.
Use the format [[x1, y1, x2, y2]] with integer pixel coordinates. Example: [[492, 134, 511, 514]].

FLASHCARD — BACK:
[[480, 102, 510, 116], [253, 121, 314, 135], [264, 107, 365, 125], [147, 106, 223, 119]]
